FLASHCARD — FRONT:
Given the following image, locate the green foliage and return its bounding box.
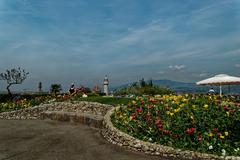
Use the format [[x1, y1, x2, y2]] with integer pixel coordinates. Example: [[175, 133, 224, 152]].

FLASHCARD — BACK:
[[115, 85, 172, 96], [140, 78, 146, 87], [50, 84, 62, 94], [112, 94, 240, 156]]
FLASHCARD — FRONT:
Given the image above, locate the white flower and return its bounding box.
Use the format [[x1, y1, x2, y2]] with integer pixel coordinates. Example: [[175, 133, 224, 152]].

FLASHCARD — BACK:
[[234, 148, 240, 152], [148, 138, 152, 142], [208, 145, 213, 150], [221, 149, 226, 156]]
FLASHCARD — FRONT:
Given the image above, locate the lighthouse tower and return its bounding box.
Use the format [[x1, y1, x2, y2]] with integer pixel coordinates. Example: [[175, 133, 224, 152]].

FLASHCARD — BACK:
[[103, 75, 109, 96]]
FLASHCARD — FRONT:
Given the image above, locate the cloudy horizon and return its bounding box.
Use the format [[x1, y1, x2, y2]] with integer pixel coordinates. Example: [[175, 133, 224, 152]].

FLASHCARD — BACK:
[[0, 0, 240, 92]]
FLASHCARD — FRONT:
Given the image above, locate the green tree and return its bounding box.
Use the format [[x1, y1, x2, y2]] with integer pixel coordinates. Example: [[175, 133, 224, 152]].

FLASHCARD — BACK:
[[38, 82, 42, 92], [148, 79, 153, 87], [115, 84, 173, 96], [0, 67, 29, 97], [50, 84, 62, 94], [140, 78, 146, 87]]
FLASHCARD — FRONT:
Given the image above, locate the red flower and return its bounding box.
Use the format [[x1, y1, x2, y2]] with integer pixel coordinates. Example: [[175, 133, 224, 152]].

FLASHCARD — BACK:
[[198, 134, 203, 141], [146, 113, 151, 122], [154, 118, 163, 130], [130, 113, 136, 120], [154, 118, 162, 126], [158, 127, 163, 131], [224, 106, 229, 111], [213, 128, 219, 133], [150, 99, 158, 103], [163, 130, 170, 135], [186, 127, 196, 135], [141, 100, 145, 105], [136, 108, 143, 113], [173, 134, 180, 139]]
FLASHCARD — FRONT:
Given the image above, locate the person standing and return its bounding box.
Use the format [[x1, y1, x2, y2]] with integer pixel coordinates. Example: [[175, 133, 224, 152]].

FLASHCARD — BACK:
[[69, 83, 76, 95]]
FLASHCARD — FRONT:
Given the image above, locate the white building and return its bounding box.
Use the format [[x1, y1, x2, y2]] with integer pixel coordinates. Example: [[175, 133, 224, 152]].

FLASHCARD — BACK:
[[103, 75, 109, 95]]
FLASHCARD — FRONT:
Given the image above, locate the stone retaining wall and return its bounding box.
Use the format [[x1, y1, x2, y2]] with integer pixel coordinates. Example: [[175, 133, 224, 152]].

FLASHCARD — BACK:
[[102, 106, 240, 160]]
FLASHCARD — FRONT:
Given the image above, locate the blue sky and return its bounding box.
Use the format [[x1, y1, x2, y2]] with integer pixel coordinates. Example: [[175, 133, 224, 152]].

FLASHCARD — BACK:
[[0, 0, 240, 91]]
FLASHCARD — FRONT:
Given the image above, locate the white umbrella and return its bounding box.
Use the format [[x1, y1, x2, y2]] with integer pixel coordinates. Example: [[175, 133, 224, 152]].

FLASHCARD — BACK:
[[196, 74, 240, 96]]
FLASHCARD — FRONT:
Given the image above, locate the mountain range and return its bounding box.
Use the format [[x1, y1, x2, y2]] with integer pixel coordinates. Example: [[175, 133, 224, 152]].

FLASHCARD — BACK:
[[114, 79, 240, 94]]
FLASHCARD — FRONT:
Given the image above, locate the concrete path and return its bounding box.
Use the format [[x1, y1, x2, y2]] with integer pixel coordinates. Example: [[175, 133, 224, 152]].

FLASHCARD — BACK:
[[0, 120, 168, 160]]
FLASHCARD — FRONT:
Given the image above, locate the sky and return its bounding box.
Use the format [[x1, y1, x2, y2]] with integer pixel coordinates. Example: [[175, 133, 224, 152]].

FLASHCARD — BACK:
[[0, 0, 240, 92]]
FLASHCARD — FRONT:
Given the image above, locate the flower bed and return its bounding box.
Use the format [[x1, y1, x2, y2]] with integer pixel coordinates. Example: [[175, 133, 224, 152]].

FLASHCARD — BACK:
[[111, 94, 240, 157], [0, 94, 130, 112], [0, 96, 51, 112]]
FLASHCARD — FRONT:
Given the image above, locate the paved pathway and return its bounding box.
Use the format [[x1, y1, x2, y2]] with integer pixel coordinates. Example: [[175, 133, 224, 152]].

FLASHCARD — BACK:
[[0, 120, 168, 160]]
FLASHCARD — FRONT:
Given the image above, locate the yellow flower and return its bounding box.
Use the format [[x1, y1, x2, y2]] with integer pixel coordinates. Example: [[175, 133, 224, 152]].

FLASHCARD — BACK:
[[169, 112, 174, 116], [180, 104, 185, 108], [192, 105, 196, 110], [226, 112, 230, 116], [132, 100, 136, 104], [174, 108, 180, 113], [220, 135, 225, 139], [166, 111, 170, 115], [225, 131, 229, 136], [203, 104, 208, 109], [208, 133, 213, 137]]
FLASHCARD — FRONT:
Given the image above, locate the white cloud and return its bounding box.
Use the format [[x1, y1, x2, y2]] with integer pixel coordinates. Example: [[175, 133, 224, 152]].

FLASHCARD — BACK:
[[158, 71, 165, 74], [223, 49, 240, 56], [117, 22, 171, 45], [235, 64, 240, 68], [199, 73, 207, 77], [168, 65, 186, 71]]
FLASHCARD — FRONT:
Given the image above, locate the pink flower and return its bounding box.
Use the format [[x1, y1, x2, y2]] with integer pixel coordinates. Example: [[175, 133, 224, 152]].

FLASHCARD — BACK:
[[147, 105, 153, 109]]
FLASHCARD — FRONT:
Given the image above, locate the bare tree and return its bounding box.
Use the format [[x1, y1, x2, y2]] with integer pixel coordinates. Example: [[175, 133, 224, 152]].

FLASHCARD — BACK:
[[0, 67, 29, 97]]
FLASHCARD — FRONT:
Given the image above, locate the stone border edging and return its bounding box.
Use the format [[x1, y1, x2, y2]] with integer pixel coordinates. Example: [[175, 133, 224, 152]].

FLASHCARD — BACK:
[[102, 106, 240, 160], [0, 101, 113, 128]]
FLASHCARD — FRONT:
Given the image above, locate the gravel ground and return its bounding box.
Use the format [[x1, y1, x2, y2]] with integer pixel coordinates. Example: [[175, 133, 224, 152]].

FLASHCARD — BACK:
[[0, 120, 169, 160]]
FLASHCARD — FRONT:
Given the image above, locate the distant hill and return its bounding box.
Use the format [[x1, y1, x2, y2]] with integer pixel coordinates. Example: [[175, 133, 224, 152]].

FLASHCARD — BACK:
[[152, 79, 194, 88], [113, 79, 240, 94], [152, 79, 203, 93]]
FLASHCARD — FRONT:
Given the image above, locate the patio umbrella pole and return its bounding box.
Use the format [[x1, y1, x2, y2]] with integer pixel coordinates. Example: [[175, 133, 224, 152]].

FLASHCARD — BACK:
[[219, 85, 222, 96]]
